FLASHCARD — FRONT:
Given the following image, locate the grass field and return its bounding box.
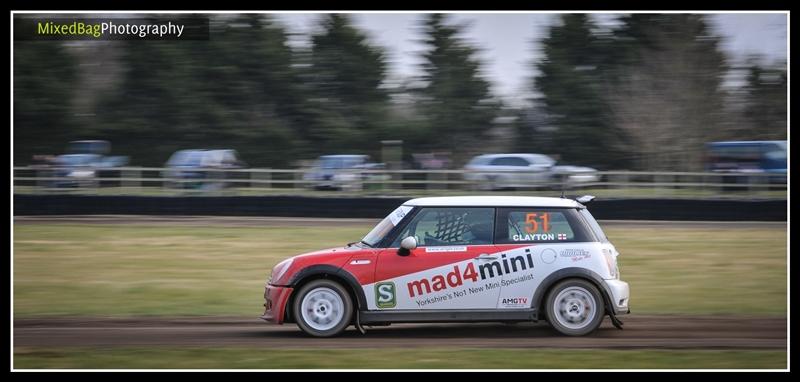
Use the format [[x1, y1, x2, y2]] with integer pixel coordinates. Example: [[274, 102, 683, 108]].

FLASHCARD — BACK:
[[13, 222, 787, 316], [12, 347, 787, 369]]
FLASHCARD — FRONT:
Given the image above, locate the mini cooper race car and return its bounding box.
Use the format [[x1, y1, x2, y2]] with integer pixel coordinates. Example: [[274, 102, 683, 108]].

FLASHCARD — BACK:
[[262, 196, 629, 337]]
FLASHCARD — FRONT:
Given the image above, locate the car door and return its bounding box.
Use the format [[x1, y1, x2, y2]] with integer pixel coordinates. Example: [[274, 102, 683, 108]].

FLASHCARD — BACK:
[[371, 207, 503, 310], [487, 157, 520, 188], [525, 155, 553, 185]]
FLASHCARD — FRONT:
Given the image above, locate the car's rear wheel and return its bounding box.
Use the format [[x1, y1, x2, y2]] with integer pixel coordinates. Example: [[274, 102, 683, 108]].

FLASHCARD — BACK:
[[545, 279, 605, 336], [293, 279, 353, 337]]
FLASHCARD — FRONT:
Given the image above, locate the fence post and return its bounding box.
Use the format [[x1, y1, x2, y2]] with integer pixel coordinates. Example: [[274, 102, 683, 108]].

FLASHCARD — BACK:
[[122, 168, 141, 192], [294, 170, 302, 191], [620, 173, 629, 193], [35, 167, 45, 191]]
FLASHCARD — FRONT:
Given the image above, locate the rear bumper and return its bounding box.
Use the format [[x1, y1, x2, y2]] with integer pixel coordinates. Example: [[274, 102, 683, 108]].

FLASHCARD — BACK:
[[603, 279, 630, 315], [260, 284, 293, 324]]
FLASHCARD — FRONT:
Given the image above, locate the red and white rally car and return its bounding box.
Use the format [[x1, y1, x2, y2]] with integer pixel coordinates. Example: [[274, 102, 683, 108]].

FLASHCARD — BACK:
[[262, 196, 630, 337]]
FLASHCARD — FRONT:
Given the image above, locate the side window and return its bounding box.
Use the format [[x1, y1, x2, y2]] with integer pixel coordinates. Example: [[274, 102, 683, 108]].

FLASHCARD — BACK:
[[391, 207, 495, 247], [507, 157, 531, 167], [490, 157, 529, 167], [489, 157, 509, 166], [495, 208, 593, 244]]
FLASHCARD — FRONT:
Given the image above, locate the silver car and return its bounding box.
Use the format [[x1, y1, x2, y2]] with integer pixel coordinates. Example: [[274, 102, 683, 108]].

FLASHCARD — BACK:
[[303, 155, 386, 191], [464, 153, 599, 190]]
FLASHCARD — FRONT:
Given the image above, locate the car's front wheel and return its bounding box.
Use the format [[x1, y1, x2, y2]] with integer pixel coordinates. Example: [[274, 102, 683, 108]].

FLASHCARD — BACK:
[[293, 279, 353, 337], [545, 279, 605, 336]]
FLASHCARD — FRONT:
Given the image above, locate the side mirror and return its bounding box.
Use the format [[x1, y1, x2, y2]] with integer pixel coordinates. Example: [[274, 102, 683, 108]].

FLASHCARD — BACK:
[[397, 236, 417, 257]]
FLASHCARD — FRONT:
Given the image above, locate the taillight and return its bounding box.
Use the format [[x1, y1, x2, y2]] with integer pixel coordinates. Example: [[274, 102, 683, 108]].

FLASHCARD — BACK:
[[602, 249, 619, 279]]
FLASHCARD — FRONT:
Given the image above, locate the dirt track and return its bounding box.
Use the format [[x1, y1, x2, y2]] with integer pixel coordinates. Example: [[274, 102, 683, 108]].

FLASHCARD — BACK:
[[14, 315, 786, 349]]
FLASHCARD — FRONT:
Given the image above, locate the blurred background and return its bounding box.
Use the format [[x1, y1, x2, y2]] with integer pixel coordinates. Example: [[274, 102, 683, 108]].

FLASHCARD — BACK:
[[12, 12, 789, 369], [13, 13, 788, 198]]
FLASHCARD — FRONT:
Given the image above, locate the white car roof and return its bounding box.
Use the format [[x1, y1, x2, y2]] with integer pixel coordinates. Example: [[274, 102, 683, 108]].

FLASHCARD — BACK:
[[403, 196, 581, 208]]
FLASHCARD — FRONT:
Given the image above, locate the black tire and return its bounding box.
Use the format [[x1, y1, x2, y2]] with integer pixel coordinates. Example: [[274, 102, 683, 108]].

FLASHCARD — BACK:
[[545, 278, 605, 336], [292, 279, 353, 337]]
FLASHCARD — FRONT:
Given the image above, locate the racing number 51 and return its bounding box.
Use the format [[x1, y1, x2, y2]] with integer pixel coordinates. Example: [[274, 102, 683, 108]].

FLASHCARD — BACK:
[[525, 213, 550, 233]]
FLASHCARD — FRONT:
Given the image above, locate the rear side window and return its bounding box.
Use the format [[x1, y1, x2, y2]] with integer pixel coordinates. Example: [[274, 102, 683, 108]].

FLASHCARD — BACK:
[[495, 208, 594, 244], [579, 209, 608, 242]]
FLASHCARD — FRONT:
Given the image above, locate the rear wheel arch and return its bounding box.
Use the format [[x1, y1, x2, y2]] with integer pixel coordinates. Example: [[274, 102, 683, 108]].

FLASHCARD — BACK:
[[533, 268, 614, 320]]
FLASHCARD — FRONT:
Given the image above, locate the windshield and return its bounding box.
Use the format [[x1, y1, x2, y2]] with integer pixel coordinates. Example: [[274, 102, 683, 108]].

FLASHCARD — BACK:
[[361, 205, 413, 247], [57, 154, 99, 166], [68, 141, 109, 155], [467, 156, 491, 166]]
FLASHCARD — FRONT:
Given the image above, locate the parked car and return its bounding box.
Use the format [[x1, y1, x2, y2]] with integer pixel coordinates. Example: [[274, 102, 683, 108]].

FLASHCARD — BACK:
[[164, 149, 246, 190], [66, 140, 112, 156], [262, 195, 629, 337], [50, 140, 129, 187], [303, 155, 386, 191], [463, 153, 599, 190], [706, 140, 787, 186]]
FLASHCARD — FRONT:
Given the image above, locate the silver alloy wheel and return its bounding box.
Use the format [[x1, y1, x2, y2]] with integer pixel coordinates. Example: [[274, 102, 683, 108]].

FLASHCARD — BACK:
[[552, 286, 596, 330], [300, 287, 345, 331]]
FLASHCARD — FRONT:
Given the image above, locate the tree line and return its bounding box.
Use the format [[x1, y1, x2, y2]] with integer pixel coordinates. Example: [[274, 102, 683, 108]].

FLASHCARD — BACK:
[[14, 13, 787, 170]]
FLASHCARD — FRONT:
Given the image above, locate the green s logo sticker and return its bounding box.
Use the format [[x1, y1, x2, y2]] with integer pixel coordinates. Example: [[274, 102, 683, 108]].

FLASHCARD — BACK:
[[375, 282, 396, 308]]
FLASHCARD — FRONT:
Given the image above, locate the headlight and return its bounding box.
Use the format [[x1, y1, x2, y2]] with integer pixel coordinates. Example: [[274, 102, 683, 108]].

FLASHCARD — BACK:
[[602, 250, 619, 279], [269, 258, 294, 285]]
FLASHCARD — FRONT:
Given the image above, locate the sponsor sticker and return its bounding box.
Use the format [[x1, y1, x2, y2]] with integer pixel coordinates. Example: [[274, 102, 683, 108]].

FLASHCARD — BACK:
[[501, 297, 530, 308], [560, 248, 590, 261], [388, 206, 413, 226], [375, 282, 396, 308], [425, 246, 467, 253]]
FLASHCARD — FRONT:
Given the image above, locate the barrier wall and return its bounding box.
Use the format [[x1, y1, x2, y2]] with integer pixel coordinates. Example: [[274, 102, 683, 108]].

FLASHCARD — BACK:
[[13, 195, 787, 221]]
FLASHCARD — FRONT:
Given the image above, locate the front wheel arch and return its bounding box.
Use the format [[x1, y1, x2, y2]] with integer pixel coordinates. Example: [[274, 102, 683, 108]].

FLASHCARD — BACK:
[[285, 269, 363, 324], [291, 279, 354, 337]]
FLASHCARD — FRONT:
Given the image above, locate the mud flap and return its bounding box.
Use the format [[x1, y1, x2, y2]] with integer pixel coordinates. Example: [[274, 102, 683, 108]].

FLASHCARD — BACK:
[[355, 310, 367, 334], [609, 312, 624, 330]]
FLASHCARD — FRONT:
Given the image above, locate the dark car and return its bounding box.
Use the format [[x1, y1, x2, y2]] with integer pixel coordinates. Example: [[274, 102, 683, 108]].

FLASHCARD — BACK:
[[164, 149, 246, 190], [49, 140, 129, 187], [303, 155, 386, 191]]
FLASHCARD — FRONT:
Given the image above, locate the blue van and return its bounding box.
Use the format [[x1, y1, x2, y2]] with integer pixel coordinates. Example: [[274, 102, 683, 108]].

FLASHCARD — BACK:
[[706, 141, 787, 184]]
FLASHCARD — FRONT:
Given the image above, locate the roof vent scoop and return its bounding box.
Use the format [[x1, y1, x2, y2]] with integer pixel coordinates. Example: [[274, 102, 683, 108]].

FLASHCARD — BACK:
[[576, 195, 596, 204]]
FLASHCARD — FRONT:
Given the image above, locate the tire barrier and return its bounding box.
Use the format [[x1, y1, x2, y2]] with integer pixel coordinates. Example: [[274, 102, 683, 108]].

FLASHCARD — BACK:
[[13, 194, 786, 221]]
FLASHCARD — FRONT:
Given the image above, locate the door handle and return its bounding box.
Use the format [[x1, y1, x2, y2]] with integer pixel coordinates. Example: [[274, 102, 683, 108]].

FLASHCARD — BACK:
[[475, 254, 497, 260]]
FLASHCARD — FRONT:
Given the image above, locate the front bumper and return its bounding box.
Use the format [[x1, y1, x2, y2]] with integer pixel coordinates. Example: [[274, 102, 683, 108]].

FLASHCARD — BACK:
[[260, 284, 293, 324], [603, 279, 630, 315]]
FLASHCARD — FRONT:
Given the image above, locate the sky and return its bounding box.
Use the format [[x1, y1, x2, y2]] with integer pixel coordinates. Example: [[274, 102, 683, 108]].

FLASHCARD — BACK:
[[276, 12, 788, 101]]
